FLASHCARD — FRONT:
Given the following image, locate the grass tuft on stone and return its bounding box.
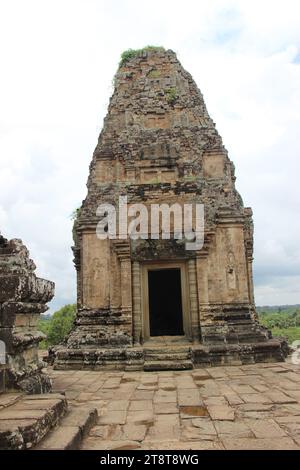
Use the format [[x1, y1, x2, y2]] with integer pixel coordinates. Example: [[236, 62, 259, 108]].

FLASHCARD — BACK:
[[165, 87, 178, 104], [119, 46, 166, 67]]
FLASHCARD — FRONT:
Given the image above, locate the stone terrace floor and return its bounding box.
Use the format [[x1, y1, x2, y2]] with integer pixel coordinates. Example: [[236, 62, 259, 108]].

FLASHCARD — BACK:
[[48, 360, 300, 450]]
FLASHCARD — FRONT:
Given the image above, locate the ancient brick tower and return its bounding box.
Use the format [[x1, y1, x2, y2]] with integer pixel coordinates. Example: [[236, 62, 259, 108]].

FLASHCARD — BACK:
[[54, 48, 287, 370]]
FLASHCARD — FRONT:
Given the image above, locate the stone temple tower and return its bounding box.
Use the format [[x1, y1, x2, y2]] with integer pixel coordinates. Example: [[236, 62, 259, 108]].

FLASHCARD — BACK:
[[54, 48, 287, 370]]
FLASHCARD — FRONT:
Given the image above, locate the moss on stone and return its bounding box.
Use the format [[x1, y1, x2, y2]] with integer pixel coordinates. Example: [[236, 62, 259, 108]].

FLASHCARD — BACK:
[[119, 46, 166, 67], [165, 87, 178, 104], [147, 69, 161, 79]]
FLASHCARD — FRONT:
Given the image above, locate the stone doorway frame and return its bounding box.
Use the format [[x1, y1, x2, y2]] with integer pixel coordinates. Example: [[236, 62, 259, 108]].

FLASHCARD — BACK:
[[141, 261, 191, 342]]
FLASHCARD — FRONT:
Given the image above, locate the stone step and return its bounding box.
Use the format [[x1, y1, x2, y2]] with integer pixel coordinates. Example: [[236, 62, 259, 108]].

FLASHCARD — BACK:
[[144, 346, 191, 355], [0, 393, 67, 450], [144, 360, 193, 371], [0, 392, 24, 410], [144, 352, 191, 361], [34, 406, 98, 450]]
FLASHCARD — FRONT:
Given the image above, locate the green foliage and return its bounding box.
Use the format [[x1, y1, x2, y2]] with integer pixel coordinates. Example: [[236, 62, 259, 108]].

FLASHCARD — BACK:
[[259, 308, 300, 329], [38, 304, 76, 349], [38, 318, 51, 349], [270, 327, 300, 344], [119, 46, 165, 67], [119, 49, 139, 66], [258, 306, 300, 344], [165, 87, 178, 104]]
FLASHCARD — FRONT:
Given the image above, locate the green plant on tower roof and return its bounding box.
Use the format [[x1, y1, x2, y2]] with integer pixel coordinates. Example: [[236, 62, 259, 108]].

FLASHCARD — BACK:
[[119, 46, 166, 67]]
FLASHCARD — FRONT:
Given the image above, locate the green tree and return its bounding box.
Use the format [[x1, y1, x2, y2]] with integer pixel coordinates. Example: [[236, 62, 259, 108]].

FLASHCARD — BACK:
[[258, 306, 300, 344], [38, 304, 76, 348]]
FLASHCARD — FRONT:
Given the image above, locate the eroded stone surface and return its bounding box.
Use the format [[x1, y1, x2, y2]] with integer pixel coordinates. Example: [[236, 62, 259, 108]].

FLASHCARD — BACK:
[[0, 393, 67, 450], [0, 235, 54, 393]]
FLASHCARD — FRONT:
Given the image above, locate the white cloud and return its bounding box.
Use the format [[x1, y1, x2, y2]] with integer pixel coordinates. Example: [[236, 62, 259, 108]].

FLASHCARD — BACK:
[[0, 0, 299, 310]]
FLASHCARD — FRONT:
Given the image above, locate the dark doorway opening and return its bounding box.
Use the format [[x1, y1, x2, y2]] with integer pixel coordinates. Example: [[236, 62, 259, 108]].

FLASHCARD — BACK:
[[148, 268, 184, 336]]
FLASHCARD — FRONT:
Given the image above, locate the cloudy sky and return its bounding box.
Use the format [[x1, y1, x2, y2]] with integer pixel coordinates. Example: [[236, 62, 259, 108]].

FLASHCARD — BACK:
[[0, 0, 299, 311]]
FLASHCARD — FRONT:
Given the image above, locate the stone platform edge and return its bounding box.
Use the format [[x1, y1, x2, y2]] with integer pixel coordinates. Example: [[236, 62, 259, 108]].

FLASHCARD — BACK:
[[51, 337, 288, 371]]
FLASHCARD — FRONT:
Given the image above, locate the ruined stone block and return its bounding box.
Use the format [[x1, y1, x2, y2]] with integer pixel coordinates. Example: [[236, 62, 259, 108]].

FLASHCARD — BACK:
[[0, 235, 54, 393]]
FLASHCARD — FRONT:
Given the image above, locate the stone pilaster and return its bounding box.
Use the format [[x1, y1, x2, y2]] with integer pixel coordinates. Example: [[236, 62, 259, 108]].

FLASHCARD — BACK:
[[132, 262, 142, 345], [120, 258, 132, 315], [187, 259, 199, 342]]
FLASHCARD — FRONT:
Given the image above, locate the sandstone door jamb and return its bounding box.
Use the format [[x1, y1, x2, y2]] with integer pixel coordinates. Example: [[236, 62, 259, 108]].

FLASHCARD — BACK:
[[113, 241, 132, 318], [196, 232, 214, 331]]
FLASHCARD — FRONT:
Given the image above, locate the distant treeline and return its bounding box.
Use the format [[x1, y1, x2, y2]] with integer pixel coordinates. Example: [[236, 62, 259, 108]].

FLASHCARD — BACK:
[[37, 303, 300, 348], [257, 304, 300, 313], [257, 305, 300, 344]]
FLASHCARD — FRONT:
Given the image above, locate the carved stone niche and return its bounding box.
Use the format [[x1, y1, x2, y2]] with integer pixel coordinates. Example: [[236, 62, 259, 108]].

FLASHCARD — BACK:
[[140, 142, 179, 162], [94, 158, 116, 183]]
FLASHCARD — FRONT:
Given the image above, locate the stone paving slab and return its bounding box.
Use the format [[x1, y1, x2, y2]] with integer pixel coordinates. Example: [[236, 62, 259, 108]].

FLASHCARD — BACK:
[[49, 360, 300, 450]]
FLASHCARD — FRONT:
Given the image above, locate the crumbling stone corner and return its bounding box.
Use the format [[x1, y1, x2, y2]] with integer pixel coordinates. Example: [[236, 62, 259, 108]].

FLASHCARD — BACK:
[[0, 233, 55, 393]]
